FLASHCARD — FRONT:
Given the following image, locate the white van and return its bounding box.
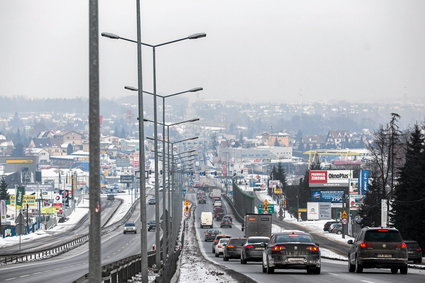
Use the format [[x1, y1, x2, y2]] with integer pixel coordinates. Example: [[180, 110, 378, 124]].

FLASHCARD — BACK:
[[200, 212, 213, 229]]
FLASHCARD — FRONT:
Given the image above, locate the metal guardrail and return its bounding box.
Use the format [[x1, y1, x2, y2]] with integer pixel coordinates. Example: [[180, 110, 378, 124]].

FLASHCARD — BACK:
[[0, 198, 138, 265]]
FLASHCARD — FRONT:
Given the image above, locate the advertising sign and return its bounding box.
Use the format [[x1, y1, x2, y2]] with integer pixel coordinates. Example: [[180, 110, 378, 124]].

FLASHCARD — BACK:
[[319, 202, 332, 220], [273, 187, 283, 194], [311, 190, 345, 203], [349, 178, 359, 194], [309, 170, 353, 187], [307, 202, 320, 220], [349, 194, 364, 210], [358, 170, 370, 195], [9, 195, 36, 207], [120, 175, 134, 183], [268, 180, 282, 189]]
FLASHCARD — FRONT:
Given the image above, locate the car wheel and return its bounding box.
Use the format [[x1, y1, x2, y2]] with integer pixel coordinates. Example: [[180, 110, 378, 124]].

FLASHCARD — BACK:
[[391, 268, 398, 274], [215, 252, 219, 258], [212, 247, 215, 253], [337, 230, 342, 235], [262, 261, 267, 273], [348, 259, 355, 272], [267, 263, 274, 274], [400, 265, 408, 274], [355, 258, 363, 273], [223, 256, 229, 261], [314, 267, 321, 274], [241, 255, 247, 264]]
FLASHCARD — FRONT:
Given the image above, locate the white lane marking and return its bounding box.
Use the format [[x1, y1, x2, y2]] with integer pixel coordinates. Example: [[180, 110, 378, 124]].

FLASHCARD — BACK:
[[329, 273, 339, 276], [20, 274, 30, 278], [34, 272, 42, 275], [361, 280, 375, 283], [5, 278, 17, 281]]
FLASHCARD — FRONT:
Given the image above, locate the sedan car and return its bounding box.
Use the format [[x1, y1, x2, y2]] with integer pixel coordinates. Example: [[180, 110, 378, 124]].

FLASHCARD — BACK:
[[215, 238, 230, 257], [123, 222, 137, 234], [204, 229, 221, 242], [405, 240, 422, 264], [329, 223, 343, 234], [241, 236, 270, 264], [220, 219, 232, 228], [148, 198, 156, 205], [147, 220, 156, 231], [323, 221, 340, 232], [223, 238, 246, 261], [262, 231, 321, 274], [212, 235, 231, 253]]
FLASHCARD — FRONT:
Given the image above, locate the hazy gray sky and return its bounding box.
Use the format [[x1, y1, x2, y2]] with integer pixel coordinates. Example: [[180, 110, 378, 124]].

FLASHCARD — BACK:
[[1, 0, 424, 104]]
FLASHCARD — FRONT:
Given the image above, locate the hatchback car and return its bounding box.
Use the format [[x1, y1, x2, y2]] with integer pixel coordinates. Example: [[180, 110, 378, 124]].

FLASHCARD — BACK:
[[405, 240, 422, 264], [223, 238, 246, 261], [262, 231, 321, 274], [329, 223, 343, 234], [215, 238, 230, 257], [220, 219, 232, 228], [347, 227, 408, 274], [147, 220, 156, 231], [222, 215, 233, 223], [212, 234, 231, 253], [323, 221, 340, 232], [204, 229, 221, 242], [241, 236, 270, 264], [123, 222, 137, 234], [148, 198, 156, 205]]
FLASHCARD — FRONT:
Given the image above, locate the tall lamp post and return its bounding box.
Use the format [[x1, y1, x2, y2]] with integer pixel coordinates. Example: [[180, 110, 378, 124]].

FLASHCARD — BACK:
[[103, 31, 205, 268]]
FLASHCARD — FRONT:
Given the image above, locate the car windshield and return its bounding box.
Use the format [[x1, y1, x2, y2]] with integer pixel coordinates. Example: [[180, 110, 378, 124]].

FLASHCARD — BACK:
[[219, 239, 229, 244], [248, 238, 269, 244], [229, 239, 246, 246], [276, 234, 313, 243], [365, 230, 402, 242], [125, 223, 135, 227]]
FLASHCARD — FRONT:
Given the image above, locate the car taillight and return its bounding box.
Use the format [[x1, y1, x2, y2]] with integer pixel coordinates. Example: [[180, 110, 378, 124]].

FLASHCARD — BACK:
[[245, 245, 254, 249], [359, 242, 372, 248], [271, 246, 285, 251], [306, 246, 319, 252], [416, 248, 422, 251], [397, 243, 407, 249], [217, 245, 222, 248], [214, 240, 218, 244], [227, 245, 235, 248]]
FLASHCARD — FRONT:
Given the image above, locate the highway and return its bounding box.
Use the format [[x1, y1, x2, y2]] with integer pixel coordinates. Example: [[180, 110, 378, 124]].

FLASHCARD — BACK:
[[189, 191, 425, 283], [0, 188, 162, 283]]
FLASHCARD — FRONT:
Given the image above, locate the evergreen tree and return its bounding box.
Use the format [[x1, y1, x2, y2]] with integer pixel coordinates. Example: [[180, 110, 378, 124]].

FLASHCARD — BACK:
[[391, 124, 425, 249], [0, 177, 9, 201], [358, 176, 384, 227], [276, 163, 287, 190]]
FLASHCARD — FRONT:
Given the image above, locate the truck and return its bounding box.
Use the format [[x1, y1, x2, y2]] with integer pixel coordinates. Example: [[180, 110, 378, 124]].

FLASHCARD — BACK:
[[241, 213, 272, 238], [200, 211, 213, 228], [209, 188, 222, 201]]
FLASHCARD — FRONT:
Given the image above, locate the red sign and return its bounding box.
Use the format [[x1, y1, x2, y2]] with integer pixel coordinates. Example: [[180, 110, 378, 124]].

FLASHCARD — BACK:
[[309, 171, 327, 183]]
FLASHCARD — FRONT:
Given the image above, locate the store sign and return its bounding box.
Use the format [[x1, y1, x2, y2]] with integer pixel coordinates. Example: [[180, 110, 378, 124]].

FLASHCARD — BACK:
[[311, 190, 345, 203], [349, 194, 364, 210], [309, 170, 353, 187]]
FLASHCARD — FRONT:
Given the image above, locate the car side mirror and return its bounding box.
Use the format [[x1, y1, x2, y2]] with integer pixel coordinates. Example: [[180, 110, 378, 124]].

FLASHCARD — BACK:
[[315, 243, 320, 247], [347, 240, 353, 245]]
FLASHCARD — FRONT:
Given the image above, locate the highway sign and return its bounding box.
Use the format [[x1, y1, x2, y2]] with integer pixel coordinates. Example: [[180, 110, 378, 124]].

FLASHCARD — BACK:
[[184, 211, 190, 218], [263, 199, 269, 206], [258, 204, 274, 214], [341, 210, 348, 219], [342, 218, 348, 225], [184, 200, 191, 206]]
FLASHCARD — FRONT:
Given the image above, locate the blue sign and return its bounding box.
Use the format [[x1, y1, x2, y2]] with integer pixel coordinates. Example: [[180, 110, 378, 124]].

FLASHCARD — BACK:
[[358, 170, 370, 195], [311, 190, 345, 203]]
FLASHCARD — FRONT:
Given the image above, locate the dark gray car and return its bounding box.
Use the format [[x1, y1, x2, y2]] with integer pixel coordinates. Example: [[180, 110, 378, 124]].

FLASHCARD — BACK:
[[262, 231, 321, 274], [241, 236, 270, 264], [223, 238, 246, 261], [348, 227, 408, 274]]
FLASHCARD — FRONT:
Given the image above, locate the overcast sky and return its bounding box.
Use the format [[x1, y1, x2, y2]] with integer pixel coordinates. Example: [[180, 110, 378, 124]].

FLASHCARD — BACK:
[[1, 0, 424, 104]]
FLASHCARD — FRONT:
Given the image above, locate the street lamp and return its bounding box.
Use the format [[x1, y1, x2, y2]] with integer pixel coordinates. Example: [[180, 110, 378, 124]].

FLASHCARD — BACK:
[[105, 32, 206, 268]]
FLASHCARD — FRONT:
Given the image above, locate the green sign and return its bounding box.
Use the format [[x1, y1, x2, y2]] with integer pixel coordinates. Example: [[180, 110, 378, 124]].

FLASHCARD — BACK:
[[16, 187, 25, 207], [257, 204, 274, 214]]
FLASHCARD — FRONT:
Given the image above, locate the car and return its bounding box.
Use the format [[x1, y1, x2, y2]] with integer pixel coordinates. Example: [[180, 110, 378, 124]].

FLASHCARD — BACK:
[[148, 198, 156, 205], [347, 227, 408, 274], [405, 240, 422, 264], [213, 200, 222, 207], [212, 234, 231, 253], [204, 229, 221, 242], [220, 219, 232, 228], [198, 197, 206, 204], [147, 220, 156, 231], [123, 222, 137, 234], [223, 238, 246, 261], [222, 215, 233, 223], [329, 223, 343, 234], [323, 221, 340, 232], [241, 236, 270, 264], [215, 238, 230, 257], [262, 231, 321, 274]]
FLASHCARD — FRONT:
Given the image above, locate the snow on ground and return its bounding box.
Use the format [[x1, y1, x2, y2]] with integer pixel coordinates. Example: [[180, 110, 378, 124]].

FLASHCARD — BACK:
[[106, 191, 137, 225], [178, 215, 237, 283]]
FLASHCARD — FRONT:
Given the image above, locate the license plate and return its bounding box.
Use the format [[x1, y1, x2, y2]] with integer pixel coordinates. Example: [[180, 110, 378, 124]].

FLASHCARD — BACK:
[[255, 248, 264, 250], [377, 254, 392, 258], [287, 258, 305, 263]]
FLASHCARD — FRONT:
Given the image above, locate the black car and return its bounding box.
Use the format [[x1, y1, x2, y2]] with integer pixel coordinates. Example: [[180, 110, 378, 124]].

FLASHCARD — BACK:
[[323, 221, 340, 232], [204, 229, 221, 242], [404, 240, 422, 264], [329, 223, 343, 234], [148, 220, 156, 231], [223, 238, 246, 261], [262, 231, 321, 274], [241, 236, 270, 264], [220, 219, 232, 228], [347, 227, 408, 274]]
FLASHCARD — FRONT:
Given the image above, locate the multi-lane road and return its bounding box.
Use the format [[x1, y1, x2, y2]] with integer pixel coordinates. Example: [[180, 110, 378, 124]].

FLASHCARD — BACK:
[[189, 191, 425, 283], [0, 188, 161, 283]]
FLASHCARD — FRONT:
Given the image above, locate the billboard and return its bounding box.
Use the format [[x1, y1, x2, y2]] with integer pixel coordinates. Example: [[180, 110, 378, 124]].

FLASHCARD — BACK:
[[319, 202, 332, 220], [349, 194, 364, 210], [307, 202, 319, 220], [309, 170, 353, 187], [358, 169, 370, 195], [311, 190, 345, 203], [349, 178, 359, 195], [268, 180, 282, 189]]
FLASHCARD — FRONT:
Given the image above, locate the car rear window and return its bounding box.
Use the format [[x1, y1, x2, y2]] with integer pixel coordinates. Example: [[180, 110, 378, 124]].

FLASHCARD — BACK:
[[125, 223, 135, 227], [248, 238, 270, 244], [276, 234, 313, 243], [229, 239, 246, 245], [365, 230, 402, 242]]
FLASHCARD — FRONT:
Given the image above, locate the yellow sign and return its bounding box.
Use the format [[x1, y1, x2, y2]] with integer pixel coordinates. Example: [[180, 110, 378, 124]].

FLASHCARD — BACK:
[[298, 208, 307, 212], [184, 206, 190, 212], [342, 210, 348, 219], [6, 159, 33, 164], [263, 200, 269, 206], [273, 188, 283, 194], [184, 200, 191, 206], [41, 207, 56, 214], [9, 195, 37, 207]]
